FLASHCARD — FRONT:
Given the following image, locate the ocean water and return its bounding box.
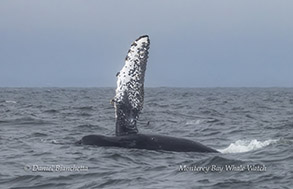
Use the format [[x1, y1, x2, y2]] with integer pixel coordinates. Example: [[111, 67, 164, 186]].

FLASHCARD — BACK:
[[0, 87, 292, 189]]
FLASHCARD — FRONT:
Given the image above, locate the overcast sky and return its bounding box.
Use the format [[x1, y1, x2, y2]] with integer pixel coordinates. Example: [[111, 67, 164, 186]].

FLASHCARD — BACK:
[[0, 0, 292, 87]]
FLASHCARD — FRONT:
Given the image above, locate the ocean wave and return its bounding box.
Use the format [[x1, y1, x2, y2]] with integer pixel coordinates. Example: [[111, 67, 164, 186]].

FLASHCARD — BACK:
[[43, 109, 59, 113], [0, 116, 54, 126], [73, 106, 94, 111], [194, 156, 246, 166], [31, 132, 48, 137], [185, 118, 220, 125], [5, 100, 17, 104]]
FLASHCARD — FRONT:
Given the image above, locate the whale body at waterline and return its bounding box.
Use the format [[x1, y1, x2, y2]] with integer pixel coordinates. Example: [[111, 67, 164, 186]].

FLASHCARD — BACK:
[[79, 134, 218, 153]]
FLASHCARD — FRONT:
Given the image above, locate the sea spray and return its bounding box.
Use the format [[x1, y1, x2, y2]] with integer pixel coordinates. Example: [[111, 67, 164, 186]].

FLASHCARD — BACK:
[[218, 139, 278, 153]]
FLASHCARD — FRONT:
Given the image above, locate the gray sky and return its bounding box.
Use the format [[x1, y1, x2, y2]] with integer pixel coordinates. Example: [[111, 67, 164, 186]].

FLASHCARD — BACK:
[[0, 0, 292, 87]]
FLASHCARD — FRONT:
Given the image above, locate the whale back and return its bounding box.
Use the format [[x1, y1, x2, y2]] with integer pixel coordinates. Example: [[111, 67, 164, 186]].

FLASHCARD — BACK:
[[113, 35, 150, 136]]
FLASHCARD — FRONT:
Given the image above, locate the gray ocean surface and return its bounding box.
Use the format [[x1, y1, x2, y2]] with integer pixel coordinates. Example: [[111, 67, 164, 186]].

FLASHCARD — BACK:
[[0, 88, 292, 189]]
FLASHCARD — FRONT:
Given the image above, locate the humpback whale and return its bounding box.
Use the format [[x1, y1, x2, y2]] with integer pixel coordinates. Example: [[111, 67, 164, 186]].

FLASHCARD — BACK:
[[78, 35, 218, 153]]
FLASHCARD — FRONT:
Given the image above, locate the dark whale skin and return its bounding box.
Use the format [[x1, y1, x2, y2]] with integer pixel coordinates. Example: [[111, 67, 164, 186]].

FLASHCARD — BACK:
[[78, 134, 218, 153]]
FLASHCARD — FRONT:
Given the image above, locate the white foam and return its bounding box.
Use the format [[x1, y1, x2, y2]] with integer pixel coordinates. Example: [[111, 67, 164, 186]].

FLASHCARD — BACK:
[[5, 100, 17, 104], [218, 139, 278, 154], [186, 119, 203, 125]]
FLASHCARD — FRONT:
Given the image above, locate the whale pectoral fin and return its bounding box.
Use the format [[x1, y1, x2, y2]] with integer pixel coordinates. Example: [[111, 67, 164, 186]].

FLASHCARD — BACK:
[[114, 92, 139, 136], [113, 35, 150, 136]]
